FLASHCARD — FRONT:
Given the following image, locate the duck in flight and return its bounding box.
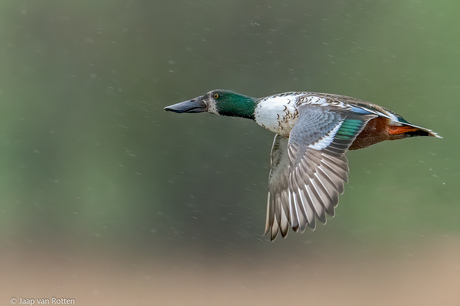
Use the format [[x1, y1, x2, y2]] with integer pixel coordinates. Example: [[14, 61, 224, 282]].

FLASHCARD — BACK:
[[164, 90, 441, 240]]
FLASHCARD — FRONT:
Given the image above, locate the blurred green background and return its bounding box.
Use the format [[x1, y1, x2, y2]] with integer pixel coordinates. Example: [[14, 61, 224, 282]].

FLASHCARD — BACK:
[[1, 0, 459, 305]]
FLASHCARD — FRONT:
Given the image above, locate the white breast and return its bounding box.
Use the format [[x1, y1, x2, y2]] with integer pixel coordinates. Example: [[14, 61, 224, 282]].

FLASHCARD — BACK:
[[254, 94, 302, 137]]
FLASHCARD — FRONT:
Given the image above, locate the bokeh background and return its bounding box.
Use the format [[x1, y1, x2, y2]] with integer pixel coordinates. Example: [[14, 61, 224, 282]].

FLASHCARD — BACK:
[[1, 0, 459, 305]]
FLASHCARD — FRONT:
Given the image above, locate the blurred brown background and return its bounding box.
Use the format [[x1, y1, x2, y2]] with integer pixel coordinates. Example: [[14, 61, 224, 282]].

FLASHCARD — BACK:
[[0, 0, 459, 305]]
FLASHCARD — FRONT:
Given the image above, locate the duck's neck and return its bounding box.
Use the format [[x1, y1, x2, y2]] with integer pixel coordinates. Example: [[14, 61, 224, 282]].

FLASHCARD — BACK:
[[216, 94, 258, 120]]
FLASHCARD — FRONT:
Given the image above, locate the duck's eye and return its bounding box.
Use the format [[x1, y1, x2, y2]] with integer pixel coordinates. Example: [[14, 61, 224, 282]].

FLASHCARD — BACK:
[[213, 93, 219, 99]]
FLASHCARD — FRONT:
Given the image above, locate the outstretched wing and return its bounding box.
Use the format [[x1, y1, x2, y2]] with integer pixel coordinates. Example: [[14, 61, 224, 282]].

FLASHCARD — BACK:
[[265, 134, 290, 240], [265, 104, 376, 240]]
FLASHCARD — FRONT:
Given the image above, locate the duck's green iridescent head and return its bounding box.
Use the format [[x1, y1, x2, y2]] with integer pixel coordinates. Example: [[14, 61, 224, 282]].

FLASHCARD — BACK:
[[164, 89, 257, 119]]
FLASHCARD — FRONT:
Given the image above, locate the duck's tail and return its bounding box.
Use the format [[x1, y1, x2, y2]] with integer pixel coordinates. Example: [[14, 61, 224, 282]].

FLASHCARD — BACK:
[[388, 123, 442, 139]]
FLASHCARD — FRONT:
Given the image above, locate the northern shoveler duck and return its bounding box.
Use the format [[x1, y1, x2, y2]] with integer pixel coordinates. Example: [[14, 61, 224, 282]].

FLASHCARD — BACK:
[[164, 90, 441, 240]]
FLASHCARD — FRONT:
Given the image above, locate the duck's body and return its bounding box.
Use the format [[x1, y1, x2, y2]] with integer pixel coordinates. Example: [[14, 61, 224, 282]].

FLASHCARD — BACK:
[[165, 90, 441, 240], [254, 92, 434, 149]]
